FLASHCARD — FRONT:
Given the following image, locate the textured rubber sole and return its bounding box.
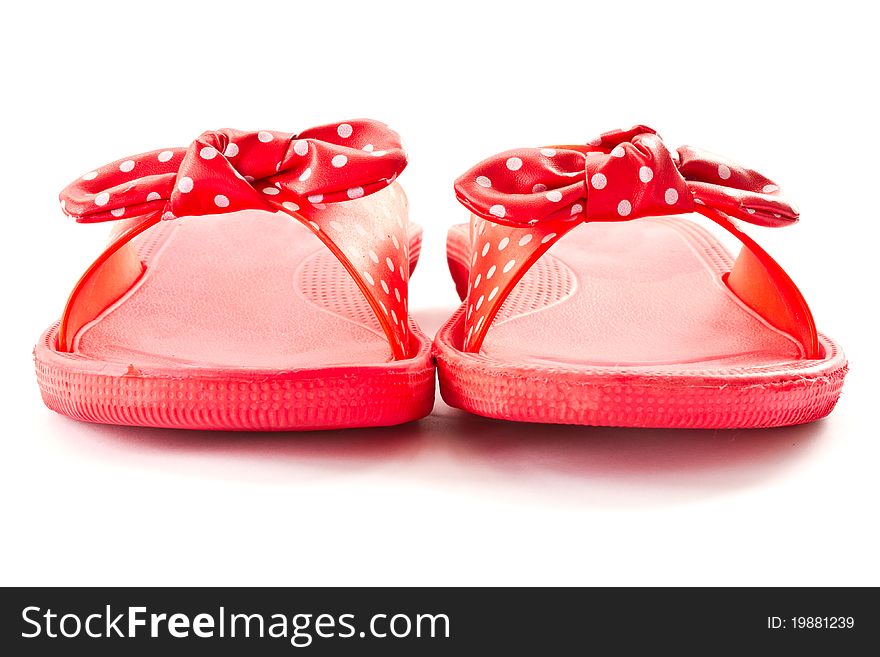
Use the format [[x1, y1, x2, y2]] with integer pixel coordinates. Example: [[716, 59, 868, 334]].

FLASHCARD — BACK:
[[35, 219, 435, 431], [36, 320, 435, 431], [435, 221, 847, 429]]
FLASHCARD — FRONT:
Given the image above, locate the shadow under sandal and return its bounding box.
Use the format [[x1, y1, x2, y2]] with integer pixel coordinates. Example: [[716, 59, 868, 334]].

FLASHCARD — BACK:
[[35, 119, 435, 430], [434, 125, 846, 428]]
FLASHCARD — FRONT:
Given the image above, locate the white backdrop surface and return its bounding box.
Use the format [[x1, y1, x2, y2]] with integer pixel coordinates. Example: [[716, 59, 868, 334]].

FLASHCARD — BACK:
[[0, 0, 876, 586]]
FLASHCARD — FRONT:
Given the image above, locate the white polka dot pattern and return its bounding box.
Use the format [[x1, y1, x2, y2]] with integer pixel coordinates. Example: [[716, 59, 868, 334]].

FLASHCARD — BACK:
[[60, 120, 406, 224], [454, 124, 801, 352], [454, 125, 798, 229], [461, 215, 579, 351], [57, 119, 413, 359]]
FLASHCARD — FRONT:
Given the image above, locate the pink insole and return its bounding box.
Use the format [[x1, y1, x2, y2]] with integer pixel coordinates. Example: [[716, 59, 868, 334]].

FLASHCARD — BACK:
[[75, 211, 393, 370], [481, 217, 803, 369]]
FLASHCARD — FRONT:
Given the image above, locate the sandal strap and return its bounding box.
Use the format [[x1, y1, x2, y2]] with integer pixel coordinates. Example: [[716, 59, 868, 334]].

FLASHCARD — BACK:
[[57, 119, 414, 359], [453, 125, 819, 357]]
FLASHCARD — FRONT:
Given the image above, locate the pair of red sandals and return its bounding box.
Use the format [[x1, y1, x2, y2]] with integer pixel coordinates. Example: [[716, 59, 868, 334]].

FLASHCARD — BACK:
[[36, 120, 847, 431]]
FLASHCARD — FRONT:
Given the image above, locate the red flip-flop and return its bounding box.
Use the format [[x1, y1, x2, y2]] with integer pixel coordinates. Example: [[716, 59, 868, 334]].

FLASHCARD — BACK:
[[435, 125, 847, 428], [35, 119, 435, 430]]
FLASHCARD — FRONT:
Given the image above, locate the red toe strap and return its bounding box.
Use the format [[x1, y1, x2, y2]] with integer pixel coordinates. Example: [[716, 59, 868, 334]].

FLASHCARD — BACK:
[[57, 120, 414, 359], [453, 125, 819, 357]]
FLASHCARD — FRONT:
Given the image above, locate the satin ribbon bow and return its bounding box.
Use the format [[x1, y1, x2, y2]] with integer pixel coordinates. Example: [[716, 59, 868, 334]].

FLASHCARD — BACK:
[[454, 125, 798, 228], [60, 119, 406, 223]]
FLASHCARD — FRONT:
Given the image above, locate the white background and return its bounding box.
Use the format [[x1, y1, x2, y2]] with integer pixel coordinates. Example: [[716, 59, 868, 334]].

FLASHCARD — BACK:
[[1, 1, 877, 586]]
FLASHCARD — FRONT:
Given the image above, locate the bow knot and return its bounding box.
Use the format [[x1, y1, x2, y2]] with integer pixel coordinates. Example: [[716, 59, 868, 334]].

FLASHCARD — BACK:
[[582, 126, 692, 222], [60, 120, 407, 223], [454, 125, 799, 229]]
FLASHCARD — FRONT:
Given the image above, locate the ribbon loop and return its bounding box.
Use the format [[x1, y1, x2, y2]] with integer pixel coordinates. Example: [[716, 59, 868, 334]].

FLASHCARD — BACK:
[[676, 146, 798, 227]]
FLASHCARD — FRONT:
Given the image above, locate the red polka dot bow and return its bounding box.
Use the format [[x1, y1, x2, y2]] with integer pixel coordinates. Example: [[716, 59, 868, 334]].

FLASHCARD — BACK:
[[60, 119, 406, 223], [454, 125, 799, 228]]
